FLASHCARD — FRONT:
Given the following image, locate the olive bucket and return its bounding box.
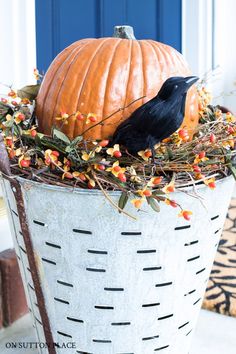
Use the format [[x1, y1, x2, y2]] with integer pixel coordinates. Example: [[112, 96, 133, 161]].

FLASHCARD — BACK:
[[0, 172, 234, 354]]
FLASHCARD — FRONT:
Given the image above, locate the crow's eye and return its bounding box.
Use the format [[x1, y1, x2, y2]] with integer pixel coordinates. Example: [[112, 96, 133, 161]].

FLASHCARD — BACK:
[[174, 85, 178, 89]]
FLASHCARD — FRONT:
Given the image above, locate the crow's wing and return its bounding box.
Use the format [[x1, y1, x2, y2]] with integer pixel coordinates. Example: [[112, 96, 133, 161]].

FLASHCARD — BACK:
[[129, 98, 170, 132]]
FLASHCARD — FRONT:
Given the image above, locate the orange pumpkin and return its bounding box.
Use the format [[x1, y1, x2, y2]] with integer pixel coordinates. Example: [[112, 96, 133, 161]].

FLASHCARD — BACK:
[[36, 26, 198, 140]]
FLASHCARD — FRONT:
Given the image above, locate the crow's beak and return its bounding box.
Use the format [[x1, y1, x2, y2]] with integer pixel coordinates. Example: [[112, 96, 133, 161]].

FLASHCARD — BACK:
[[185, 76, 199, 86]]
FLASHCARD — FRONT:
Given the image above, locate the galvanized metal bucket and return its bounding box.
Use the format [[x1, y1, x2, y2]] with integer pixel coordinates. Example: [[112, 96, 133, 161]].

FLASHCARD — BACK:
[[0, 174, 234, 354]]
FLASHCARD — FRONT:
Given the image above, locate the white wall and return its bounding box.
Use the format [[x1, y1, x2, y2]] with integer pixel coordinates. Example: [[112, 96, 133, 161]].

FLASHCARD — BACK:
[[0, 0, 36, 94], [0, 0, 36, 251], [182, 0, 236, 112], [216, 0, 236, 113]]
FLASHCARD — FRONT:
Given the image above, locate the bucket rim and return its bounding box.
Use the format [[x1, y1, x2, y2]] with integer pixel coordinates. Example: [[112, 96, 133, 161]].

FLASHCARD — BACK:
[[7, 174, 234, 197]]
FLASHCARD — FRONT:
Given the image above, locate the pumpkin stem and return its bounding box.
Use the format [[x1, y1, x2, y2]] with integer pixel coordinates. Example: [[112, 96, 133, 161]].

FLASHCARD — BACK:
[[113, 25, 136, 39]]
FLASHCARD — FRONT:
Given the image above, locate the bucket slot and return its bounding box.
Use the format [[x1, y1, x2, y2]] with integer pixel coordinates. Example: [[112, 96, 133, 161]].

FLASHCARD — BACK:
[[143, 266, 161, 271], [33, 220, 47, 227], [35, 317, 42, 326], [154, 345, 170, 351], [186, 329, 193, 336], [158, 314, 173, 320], [86, 267, 106, 272], [42, 257, 56, 265], [54, 297, 69, 305], [73, 229, 92, 234], [11, 209, 18, 217], [104, 287, 124, 291], [214, 228, 221, 234], [95, 305, 114, 310], [45, 241, 61, 249], [187, 255, 200, 262], [178, 321, 189, 329], [211, 215, 219, 220], [184, 240, 198, 246], [196, 268, 206, 275], [193, 298, 201, 305], [142, 335, 159, 341], [57, 280, 73, 287], [87, 250, 108, 255], [93, 339, 112, 343], [155, 282, 172, 287], [184, 289, 196, 296], [174, 225, 191, 231], [137, 250, 156, 254], [67, 317, 83, 323], [57, 331, 72, 338], [121, 232, 142, 236], [142, 303, 160, 308]]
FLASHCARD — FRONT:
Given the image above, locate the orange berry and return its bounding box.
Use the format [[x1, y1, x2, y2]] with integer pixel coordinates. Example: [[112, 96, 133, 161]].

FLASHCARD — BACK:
[[195, 173, 205, 180], [144, 150, 152, 158], [134, 200, 142, 209], [21, 98, 30, 105], [199, 151, 205, 159], [9, 150, 15, 159], [79, 173, 86, 181], [89, 115, 97, 122], [182, 211, 191, 221], [143, 189, 152, 197], [64, 172, 73, 179], [208, 181, 216, 189], [193, 165, 201, 173], [98, 164, 105, 171], [64, 160, 71, 167], [6, 138, 13, 146], [31, 130, 37, 137], [45, 157, 51, 165], [11, 100, 18, 106], [88, 181, 94, 189], [20, 159, 30, 168], [99, 140, 109, 147], [210, 133, 216, 143], [8, 90, 16, 97], [227, 126, 234, 134], [118, 172, 126, 182], [51, 150, 59, 157], [76, 112, 84, 121], [113, 165, 121, 172], [113, 150, 122, 158], [170, 200, 178, 208], [167, 185, 175, 193], [153, 176, 163, 185], [178, 129, 189, 141], [17, 113, 25, 121]]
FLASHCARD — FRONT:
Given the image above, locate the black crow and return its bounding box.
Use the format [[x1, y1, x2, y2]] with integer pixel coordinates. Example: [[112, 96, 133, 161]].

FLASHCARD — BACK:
[[110, 76, 199, 156]]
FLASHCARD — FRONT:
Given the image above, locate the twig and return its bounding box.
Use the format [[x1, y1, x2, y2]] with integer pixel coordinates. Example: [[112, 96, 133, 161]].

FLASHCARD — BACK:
[[82, 95, 146, 136], [92, 172, 137, 220]]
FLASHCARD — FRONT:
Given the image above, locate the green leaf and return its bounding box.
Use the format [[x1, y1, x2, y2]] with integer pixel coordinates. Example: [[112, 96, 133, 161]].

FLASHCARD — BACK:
[[65, 135, 83, 152], [17, 84, 40, 100], [37, 133, 45, 139], [166, 147, 174, 160], [118, 192, 129, 212], [65, 145, 72, 153], [70, 135, 83, 146], [147, 197, 160, 212], [4, 118, 14, 128], [152, 189, 165, 196], [52, 128, 71, 144]]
